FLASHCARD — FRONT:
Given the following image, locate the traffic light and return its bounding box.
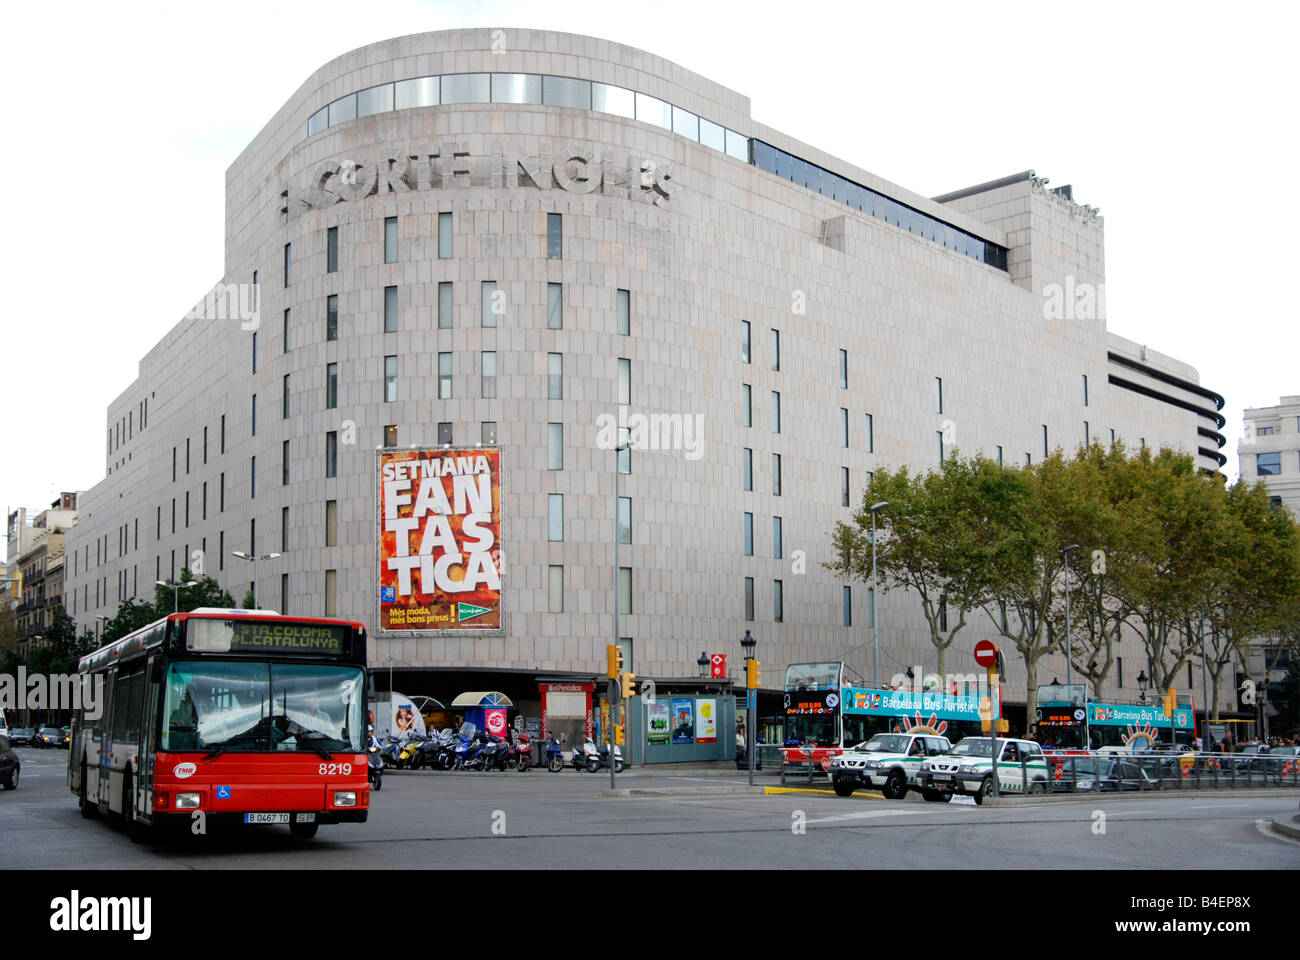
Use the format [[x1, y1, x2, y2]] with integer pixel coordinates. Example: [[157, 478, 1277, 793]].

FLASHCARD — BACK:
[[606, 644, 622, 679], [997, 718, 1009, 734], [1162, 688, 1176, 719], [746, 659, 762, 689], [620, 670, 636, 699], [613, 723, 625, 746]]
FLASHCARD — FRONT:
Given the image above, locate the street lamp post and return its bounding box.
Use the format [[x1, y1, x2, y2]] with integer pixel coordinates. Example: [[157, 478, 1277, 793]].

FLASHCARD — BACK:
[[869, 502, 889, 689], [1062, 544, 1079, 699], [230, 551, 281, 610], [1137, 670, 1148, 703], [155, 578, 196, 614], [613, 442, 629, 791], [741, 629, 757, 787]]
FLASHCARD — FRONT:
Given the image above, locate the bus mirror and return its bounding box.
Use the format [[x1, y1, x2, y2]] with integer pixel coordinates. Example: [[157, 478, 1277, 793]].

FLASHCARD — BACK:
[[151, 659, 165, 682]]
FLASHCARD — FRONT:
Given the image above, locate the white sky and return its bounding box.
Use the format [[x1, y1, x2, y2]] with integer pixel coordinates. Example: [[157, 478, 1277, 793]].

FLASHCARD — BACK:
[[3, 0, 1297, 555]]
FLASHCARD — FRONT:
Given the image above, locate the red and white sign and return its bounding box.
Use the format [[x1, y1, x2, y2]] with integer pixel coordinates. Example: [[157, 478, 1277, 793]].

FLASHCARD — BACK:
[[485, 708, 508, 736], [973, 640, 998, 669], [710, 654, 727, 678]]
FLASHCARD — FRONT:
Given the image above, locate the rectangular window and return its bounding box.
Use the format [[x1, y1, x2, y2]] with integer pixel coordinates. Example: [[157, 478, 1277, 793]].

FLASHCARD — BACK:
[[617, 289, 630, 335], [283, 308, 290, 352], [283, 374, 290, 418], [283, 242, 291, 286], [1117, 657, 1124, 689], [282, 439, 290, 485], [252, 331, 258, 373], [280, 505, 289, 553], [327, 294, 338, 341], [618, 427, 630, 474], [548, 565, 564, 613], [744, 577, 755, 621], [384, 285, 398, 332], [281, 573, 289, 615], [436, 352, 452, 399], [1108, 429, 1115, 447], [937, 431, 945, 463], [773, 517, 783, 559], [546, 493, 565, 542], [202, 482, 207, 520], [774, 580, 783, 623], [936, 377, 943, 414], [547, 213, 562, 260], [839, 349, 848, 389], [219, 532, 223, 571], [1083, 374, 1089, 407], [770, 328, 780, 371], [326, 431, 338, 478], [843, 586, 852, 627], [840, 408, 849, 447], [432, 211, 452, 258], [548, 353, 563, 399], [325, 499, 337, 547], [251, 394, 257, 436], [1258, 426, 1275, 436], [438, 281, 453, 329], [547, 283, 563, 329], [771, 391, 780, 433], [219, 473, 225, 512], [1257, 452, 1282, 476], [185, 492, 190, 528], [548, 423, 564, 470], [481, 421, 497, 444], [1083, 420, 1090, 446], [1043, 424, 1049, 457], [618, 496, 631, 544], [619, 567, 632, 615], [438, 422, 453, 445], [841, 466, 850, 507], [326, 363, 338, 409], [250, 456, 256, 498], [384, 425, 397, 448], [773, 454, 782, 496], [744, 512, 754, 556], [326, 226, 338, 273], [618, 358, 631, 405], [324, 569, 337, 617], [865, 413, 874, 453], [186, 438, 191, 473], [481, 351, 496, 398], [203, 426, 208, 464], [743, 448, 753, 491], [384, 216, 397, 263], [220, 414, 226, 453], [172, 446, 176, 481], [482, 281, 498, 327], [741, 321, 751, 363], [997, 445, 1004, 467], [743, 384, 752, 427]]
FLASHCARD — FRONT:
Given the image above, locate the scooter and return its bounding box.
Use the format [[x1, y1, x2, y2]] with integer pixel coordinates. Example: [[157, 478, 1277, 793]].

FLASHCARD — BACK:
[[546, 736, 565, 773], [569, 738, 599, 772], [513, 733, 531, 772], [589, 741, 625, 773]]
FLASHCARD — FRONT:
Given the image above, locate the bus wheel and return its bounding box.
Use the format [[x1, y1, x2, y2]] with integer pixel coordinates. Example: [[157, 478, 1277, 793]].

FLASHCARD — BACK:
[[882, 771, 907, 800], [290, 820, 319, 839], [79, 760, 96, 819]]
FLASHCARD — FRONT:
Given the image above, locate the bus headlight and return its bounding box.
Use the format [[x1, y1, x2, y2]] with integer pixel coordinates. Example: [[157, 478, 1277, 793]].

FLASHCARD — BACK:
[[333, 791, 357, 807], [175, 793, 201, 809]]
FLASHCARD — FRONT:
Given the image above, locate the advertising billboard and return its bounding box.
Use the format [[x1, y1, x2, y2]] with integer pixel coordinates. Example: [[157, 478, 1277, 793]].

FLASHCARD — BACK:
[[378, 447, 503, 634]]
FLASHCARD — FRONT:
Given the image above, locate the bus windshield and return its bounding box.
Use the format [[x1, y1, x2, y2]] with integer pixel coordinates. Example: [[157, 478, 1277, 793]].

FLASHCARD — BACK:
[[786, 713, 839, 746], [162, 661, 364, 753]]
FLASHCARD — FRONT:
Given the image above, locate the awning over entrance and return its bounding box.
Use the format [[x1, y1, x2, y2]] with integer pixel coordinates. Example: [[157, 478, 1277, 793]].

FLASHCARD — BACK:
[[451, 691, 514, 708]]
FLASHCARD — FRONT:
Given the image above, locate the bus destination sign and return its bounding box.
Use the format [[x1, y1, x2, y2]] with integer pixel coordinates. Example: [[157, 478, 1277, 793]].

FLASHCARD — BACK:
[[187, 619, 347, 656]]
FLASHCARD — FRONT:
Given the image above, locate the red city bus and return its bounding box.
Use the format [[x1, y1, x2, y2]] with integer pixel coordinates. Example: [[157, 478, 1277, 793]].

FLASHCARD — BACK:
[[68, 608, 369, 840]]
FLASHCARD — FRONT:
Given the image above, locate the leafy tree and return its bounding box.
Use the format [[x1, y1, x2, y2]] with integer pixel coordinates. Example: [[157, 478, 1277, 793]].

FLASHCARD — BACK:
[[154, 568, 236, 614], [241, 587, 257, 610]]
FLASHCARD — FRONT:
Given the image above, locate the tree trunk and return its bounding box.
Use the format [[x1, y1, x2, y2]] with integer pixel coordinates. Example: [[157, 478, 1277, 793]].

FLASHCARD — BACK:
[[1022, 650, 1041, 739]]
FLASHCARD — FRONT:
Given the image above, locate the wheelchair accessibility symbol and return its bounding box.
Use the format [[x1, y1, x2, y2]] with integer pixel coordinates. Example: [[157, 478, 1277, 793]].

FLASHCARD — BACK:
[[217, 785, 232, 800]]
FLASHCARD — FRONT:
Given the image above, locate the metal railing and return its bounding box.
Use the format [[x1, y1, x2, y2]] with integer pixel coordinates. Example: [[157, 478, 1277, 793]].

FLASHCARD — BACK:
[[1045, 751, 1300, 793]]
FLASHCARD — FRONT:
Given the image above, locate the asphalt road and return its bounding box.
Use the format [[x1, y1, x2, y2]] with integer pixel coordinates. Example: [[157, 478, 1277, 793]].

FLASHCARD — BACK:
[[4, 747, 1298, 869]]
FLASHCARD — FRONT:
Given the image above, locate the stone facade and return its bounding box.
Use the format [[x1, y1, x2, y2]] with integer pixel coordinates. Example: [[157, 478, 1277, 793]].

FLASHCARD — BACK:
[[64, 29, 1227, 712]]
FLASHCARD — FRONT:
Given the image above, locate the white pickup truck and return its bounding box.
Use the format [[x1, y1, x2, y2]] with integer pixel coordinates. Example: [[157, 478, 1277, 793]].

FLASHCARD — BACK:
[[916, 737, 1050, 803], [828, 732, 953, 798]]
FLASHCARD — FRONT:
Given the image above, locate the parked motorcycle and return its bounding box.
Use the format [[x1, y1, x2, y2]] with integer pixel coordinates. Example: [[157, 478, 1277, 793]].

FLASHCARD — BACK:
[[453, 723, 488, 770], [569, 738, 598, 772], [513, 733, 531, 772], [379, 735, 404, 769], [589, 741, 625, 773], [546, 736, 565, 773]]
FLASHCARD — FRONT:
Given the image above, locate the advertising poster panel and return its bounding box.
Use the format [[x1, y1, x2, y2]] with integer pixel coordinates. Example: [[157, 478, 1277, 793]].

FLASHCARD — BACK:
[[647, 700, 670, 743], [696, 698, 717, 743], [378, 447, 502, 633], [671, 698, 695, 744]]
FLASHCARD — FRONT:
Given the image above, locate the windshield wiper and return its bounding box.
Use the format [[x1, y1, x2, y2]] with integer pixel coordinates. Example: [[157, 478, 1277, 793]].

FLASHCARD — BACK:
[[200, 714, 283, 761], [292, 734, 336, 761]]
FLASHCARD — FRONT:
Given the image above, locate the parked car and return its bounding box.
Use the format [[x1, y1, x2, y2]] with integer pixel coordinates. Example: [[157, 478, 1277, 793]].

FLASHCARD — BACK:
[[1134, 743, 1195, 780], [828, 732, 951, 799], [916, 737, 1050, 803], [0, 736, 18, 789], [33, 726, 64, 749], [1257, 746, 1300, 783], [1052, 757, 1161, 792], [7, 728, 34, 748]]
